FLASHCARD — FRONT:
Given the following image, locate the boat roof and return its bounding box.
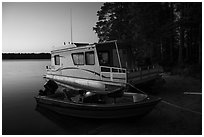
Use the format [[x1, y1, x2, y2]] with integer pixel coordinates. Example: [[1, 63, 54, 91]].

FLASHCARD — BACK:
[[51, 40, 129, 53], [51, 43, 94, 53], [75, 43, 90, 47]]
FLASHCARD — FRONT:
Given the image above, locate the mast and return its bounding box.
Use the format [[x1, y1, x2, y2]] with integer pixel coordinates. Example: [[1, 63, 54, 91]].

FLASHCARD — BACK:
[[70, 8, 73, 44]]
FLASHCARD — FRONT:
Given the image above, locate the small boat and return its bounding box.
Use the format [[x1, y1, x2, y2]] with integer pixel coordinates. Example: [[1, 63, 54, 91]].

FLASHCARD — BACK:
[[35, 89, 161, 119]]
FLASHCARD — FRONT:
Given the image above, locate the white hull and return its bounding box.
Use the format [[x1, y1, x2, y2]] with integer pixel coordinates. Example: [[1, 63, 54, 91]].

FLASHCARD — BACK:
[[45, 74, 125, 94]]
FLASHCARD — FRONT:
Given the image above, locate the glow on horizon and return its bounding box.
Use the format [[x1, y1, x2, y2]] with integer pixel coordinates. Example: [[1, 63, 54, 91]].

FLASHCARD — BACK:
[[2, 2, 103, 53]]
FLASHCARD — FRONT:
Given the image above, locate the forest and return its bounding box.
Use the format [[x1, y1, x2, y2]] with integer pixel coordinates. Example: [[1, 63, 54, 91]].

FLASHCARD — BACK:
[[2, 53, 51, 59], [93, 2, 202, 78]]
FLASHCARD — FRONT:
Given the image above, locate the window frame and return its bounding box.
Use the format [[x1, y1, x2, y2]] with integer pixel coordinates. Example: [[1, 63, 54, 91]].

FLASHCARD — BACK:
[[85, 51, 95, 65], [71, 52, 85, 65], [54, 55, 60, 65], [98, 50, 110, 66]]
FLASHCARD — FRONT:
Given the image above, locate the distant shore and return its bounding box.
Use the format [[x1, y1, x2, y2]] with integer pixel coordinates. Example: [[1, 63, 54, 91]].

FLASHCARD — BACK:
[[2, 53, 51, 60]]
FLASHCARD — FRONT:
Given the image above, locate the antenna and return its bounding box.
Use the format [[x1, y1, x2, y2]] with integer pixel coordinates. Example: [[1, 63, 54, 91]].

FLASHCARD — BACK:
[[70, 8, 73, 44]]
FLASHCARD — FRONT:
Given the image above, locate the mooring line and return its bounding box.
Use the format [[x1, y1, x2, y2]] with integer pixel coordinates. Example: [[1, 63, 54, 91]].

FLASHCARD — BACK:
[[126, 83, 147, 95], [126, 84, 202, 115], [184, 92, 202, 95], [161, 100, 202, 115]]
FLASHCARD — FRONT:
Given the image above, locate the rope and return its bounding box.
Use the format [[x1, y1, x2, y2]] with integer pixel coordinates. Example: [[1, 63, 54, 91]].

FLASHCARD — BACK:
[[126, 82, 147, 95], [126, 83, 201, 115], [161, 100, 202, 115]]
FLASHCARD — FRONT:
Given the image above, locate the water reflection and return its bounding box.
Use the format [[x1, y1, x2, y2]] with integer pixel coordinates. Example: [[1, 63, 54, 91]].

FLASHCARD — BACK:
[[35, 105, 104, 134], [3, 60, 140, 135], [34, 104, 147, 135]]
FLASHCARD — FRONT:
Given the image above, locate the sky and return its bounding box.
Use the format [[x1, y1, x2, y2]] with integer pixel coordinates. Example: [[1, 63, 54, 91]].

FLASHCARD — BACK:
[[2, 2, 103, 53]]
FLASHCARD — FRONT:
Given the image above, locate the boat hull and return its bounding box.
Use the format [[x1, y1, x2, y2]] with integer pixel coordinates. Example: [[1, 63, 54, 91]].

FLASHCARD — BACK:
[[44, 74, 126, 94], [35, 95, 161, 119], [45, 74, 106, 92]]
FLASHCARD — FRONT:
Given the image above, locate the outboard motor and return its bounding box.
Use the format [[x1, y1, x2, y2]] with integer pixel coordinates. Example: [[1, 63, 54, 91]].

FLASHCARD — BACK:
[[39, 80, 58, 96]]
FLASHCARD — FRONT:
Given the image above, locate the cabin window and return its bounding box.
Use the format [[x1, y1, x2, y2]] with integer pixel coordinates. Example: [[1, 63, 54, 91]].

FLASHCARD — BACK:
[[85, 51, 95, 65], [72, 52, 84, 65], [98, 51, 109, 66], [54, 55, 60, 65]]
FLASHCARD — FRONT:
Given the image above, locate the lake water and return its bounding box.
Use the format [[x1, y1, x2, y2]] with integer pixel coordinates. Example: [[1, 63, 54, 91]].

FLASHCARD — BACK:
[[3, 60, 50, 134], [3, 60, 201, 135], [2, 60, 100, 135], [3, 60, 137, 135]]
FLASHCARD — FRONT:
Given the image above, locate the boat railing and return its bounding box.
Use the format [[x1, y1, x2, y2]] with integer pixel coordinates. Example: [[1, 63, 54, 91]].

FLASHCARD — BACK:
[[126, 65, 163, 85], [100, 66, 127, 83], [127, 65, 157, 73], [100, 66, 127, 73]]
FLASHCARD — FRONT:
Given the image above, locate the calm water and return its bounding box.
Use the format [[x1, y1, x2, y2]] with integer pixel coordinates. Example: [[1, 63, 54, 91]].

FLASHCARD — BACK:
[[2, 60, 157, 135], [2, 60, 202, 135], [2, 60, 101, 135]]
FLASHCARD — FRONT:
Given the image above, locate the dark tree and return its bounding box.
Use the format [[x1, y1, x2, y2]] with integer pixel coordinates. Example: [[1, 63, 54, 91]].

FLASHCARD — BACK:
[[93, 2, 202, 75], [2, 53, 51, 59]]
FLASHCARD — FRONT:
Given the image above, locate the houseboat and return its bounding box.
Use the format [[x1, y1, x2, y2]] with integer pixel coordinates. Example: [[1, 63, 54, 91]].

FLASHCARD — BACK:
[[35, 40, 162, 118], [44, 40, 162, 94]]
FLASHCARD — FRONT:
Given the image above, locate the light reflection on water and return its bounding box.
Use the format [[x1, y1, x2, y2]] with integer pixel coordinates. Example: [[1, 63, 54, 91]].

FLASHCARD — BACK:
[[2, 60, 164, 135], [2, 60, 109, 135], [2, 60, 66, 134]]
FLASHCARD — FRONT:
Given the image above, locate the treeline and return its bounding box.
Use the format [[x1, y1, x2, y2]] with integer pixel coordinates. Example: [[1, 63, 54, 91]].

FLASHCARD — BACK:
[[2, 53, 51, 59], [94, 2, 202, 77]]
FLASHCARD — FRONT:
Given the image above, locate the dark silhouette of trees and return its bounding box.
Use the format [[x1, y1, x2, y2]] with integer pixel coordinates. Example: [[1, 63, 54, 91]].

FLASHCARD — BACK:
[[93, 2, 202, 75], [2, 53, 51, 59]]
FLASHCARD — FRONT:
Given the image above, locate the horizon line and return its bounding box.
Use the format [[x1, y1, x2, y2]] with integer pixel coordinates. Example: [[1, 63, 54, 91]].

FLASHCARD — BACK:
[[2, 52, 50, 54]]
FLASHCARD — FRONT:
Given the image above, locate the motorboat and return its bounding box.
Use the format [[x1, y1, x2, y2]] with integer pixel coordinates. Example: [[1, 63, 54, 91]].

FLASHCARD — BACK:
[[35, 87, 161, 119]]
